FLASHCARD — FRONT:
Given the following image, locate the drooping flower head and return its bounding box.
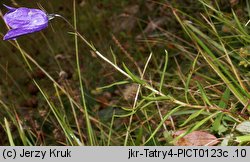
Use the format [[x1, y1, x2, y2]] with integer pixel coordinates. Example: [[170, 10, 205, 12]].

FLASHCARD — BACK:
[[3, 4, 49, 40]]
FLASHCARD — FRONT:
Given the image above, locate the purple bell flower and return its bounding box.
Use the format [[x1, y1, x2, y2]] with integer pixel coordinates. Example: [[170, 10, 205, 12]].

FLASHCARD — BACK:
[[3, 4, 50, 40]]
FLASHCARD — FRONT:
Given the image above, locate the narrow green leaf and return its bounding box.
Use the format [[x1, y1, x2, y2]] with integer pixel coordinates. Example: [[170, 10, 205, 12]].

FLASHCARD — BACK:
[[212, 113, 224, 133], [144, 106, 182, 144], [180, 108, 205, 127], [97, 81, 130, 90], [142, 96, 171, 101], [4, 118, 15, 146], [188, 29, 248, 107], [218, 88, 231, 108], [232, 10, 247, 35], [159, 50, 168, 92], [185, 54, 199, 103], [212, 88, 231, 132], [135, 127, 143, 145], [172, 112, 219, 143], [123, 63, 146, 84], [236, 135, 250, 143], [196, 81, 212, 106]]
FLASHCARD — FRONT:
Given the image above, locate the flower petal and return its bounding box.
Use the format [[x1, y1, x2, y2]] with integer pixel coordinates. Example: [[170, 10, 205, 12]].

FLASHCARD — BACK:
[[28, 9, 48, 26], [3, 5, 49, 40], [4, 7, 48, 29], [3, 4, 16, 11], [4, 8, 30, 28], [3, 25, 48, 40]]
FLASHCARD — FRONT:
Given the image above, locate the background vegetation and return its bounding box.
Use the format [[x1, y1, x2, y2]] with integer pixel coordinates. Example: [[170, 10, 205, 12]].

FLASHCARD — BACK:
[[0, 0, 250, 146]]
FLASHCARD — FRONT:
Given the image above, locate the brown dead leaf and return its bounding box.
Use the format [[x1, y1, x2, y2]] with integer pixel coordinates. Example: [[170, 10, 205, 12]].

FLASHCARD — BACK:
[[136, 17, 167, 39], [124, 5, 139, 15], [111, 5, 139, 33], [230, 0, 239, 6], [27, 83, 39, 95], [32, 69, 45, 79], [96, 92, 112, 109], [20, 96, 38, 108], [173, 130, 219, 146], [123, 83, 138, 101]]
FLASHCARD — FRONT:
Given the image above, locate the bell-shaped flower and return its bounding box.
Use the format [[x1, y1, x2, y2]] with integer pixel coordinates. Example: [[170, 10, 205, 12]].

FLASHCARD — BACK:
[[3, 5, 49, 40]]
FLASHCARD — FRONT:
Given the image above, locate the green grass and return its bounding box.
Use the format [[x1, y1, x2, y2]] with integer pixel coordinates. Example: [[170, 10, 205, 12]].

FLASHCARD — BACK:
[[0, 0, 250, 146]]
